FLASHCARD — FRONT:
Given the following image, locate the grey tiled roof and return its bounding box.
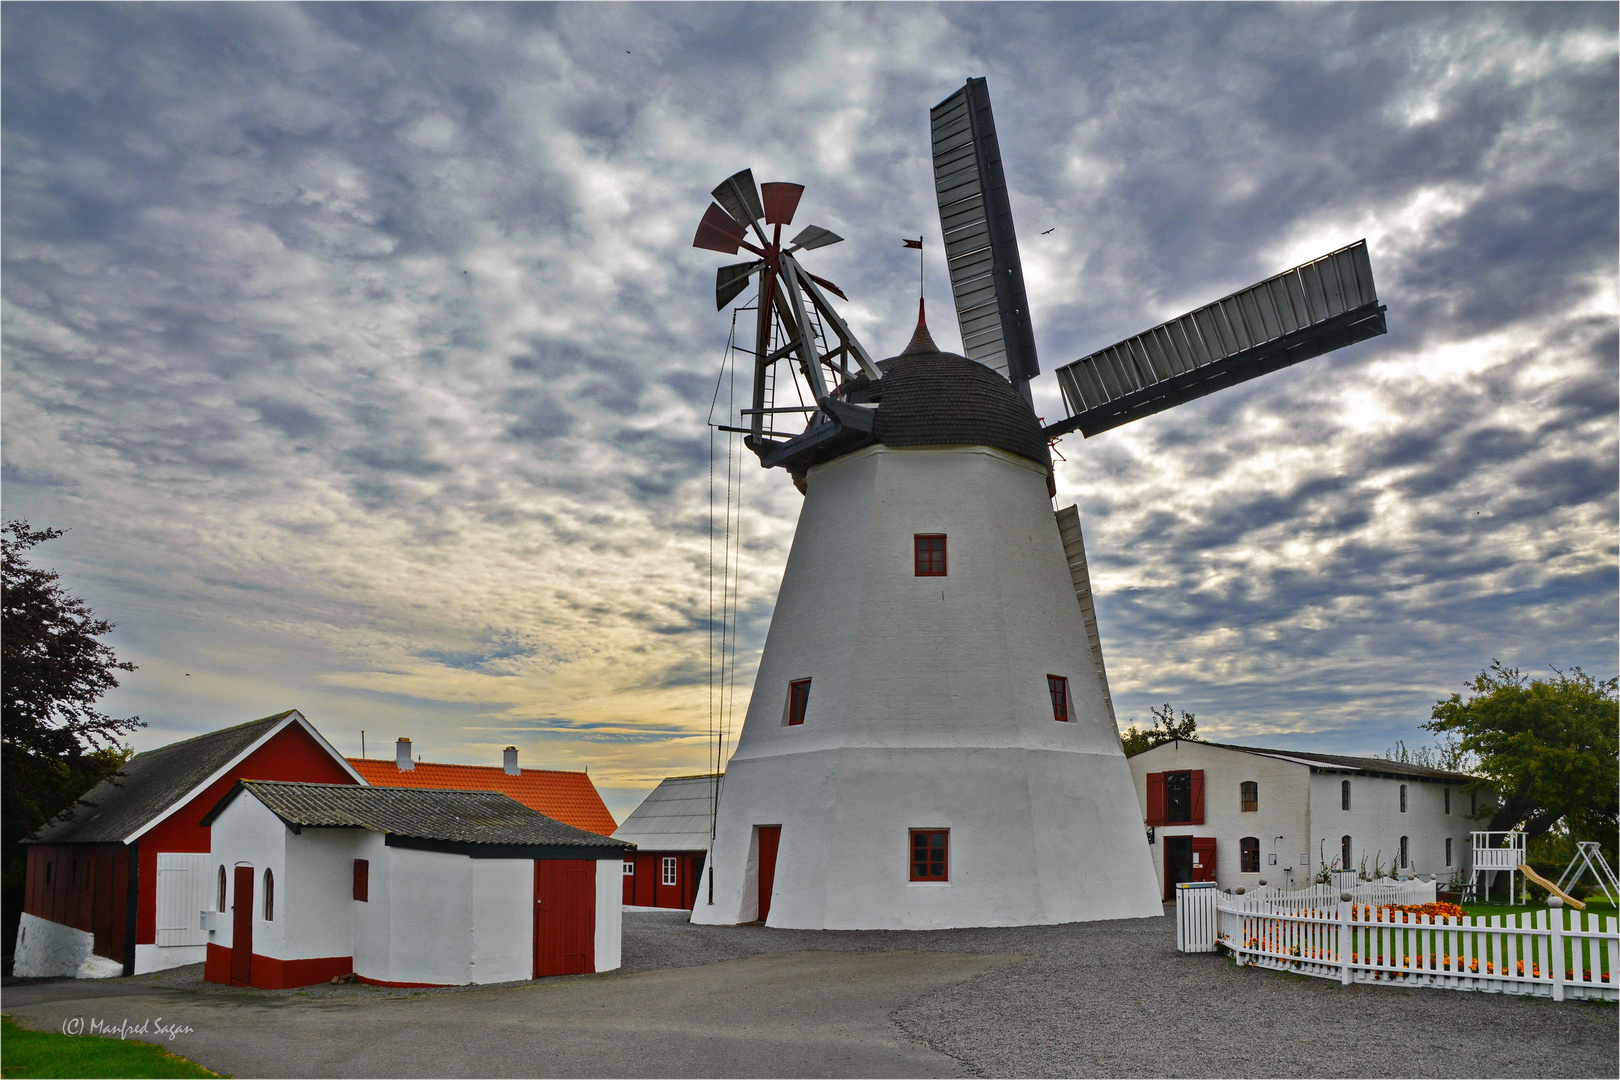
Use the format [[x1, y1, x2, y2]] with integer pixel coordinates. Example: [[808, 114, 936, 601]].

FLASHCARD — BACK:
[[229, 780, 633, 849], [35, 711, 298, 844], [1204, 741, 1479, 783], [841, 350, 1051, 467]]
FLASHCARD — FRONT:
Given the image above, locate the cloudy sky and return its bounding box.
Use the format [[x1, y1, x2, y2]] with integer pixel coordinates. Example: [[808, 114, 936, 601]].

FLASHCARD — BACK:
[[4, 2, 1614, 820]]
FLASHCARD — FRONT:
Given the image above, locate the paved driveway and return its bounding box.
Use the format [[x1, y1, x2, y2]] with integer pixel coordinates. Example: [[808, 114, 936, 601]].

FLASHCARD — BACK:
[[5, 909, 1617, 1078]]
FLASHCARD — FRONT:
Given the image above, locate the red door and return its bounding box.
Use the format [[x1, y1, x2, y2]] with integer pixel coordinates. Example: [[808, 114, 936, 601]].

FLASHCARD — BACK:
[[534, 860, 596, 978], [756, 826, 781, 923], [1191, 838, 1217, 883], [231, 866, 254, 986]]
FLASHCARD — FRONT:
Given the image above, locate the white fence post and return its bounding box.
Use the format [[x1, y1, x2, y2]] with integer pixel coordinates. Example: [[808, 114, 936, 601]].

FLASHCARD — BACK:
[[1338, 892, 1353, 985], [1548, 897, 1565, 1002]]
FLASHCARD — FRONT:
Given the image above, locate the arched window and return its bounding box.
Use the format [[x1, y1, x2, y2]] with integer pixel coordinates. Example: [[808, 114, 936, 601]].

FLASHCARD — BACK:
[[1341, 835, 1352, 869], [1399, 836, 1409, 869], [217, 865, 227, 912], [1399, 784, 1408, 813], [263, 869, 274, 921], [1341, 780, 1351, 811], [1239, 781, 1258, 812], [1239, 836, 1260, 873]]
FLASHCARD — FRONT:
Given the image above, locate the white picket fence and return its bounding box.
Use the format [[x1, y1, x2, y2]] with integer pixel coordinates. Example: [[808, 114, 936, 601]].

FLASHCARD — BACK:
[[1177, 884, 1618, 1002]]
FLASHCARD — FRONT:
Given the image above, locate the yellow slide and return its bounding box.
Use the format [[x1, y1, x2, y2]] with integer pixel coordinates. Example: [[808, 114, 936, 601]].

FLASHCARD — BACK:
[[1518, 863, 1586, 909]]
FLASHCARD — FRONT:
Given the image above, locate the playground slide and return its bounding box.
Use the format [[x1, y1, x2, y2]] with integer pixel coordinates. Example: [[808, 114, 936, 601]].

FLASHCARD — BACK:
[[1518, 863, 1586, 909]]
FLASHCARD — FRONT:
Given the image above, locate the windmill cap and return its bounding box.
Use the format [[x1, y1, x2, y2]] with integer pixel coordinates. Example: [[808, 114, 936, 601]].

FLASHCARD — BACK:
[[899, 298, 939, 356], [834, 331, 1049, 469]]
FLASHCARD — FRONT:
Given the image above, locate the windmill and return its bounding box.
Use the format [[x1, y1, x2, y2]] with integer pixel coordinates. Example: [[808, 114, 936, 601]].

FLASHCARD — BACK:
[[686, 80, 1387, 930]]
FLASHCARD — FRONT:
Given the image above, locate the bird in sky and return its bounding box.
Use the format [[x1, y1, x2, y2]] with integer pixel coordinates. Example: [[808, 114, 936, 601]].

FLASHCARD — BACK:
[[1041, 227, 1055, 235]]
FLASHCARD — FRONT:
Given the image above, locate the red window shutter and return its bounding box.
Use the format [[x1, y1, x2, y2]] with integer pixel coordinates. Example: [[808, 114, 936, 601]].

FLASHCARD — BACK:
[[1146, 772, 1167, 826], [353, 859, 369, 902], [1189, 770, 1205, 825], [1192, 837, 1217, 882]]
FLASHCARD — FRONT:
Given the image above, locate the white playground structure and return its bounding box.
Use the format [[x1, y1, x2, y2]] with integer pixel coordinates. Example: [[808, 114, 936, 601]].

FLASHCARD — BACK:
[[1469, 831, 1526, 903]]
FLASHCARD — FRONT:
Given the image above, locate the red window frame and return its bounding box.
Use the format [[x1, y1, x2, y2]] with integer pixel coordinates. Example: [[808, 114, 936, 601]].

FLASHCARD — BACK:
[[1239, 781, 1258, 812], [1239, 836, 1260, 874], [353, 859, 369, 902], [787, 678, 811, 726], [263, 868, 274, 921], [1046, 675, 1070, 722], [914, 534, 947, 576], [910, 829, 949, 881]]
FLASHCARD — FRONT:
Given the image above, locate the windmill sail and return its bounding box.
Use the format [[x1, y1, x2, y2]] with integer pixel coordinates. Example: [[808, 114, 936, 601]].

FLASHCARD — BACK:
[[1046, 240, 1387, 438], [931, 78, 1039, 396]]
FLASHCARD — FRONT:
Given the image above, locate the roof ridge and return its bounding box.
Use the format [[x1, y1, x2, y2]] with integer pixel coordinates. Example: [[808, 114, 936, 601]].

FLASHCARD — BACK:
[[347, 758, 588, 777]]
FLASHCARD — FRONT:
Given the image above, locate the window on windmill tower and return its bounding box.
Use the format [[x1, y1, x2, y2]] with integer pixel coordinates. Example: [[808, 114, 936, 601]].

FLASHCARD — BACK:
[[1444, 787, 1451, 814], [910, 829, 949, 881], [1341, 835, 1352, 868], [1240, 836, 1260, 873], [914, 534, 947, 576], [1341, 779, 1351, 811], [787, 679, 812, 726], [1240, 781, 1258, 812], [1399, 836, 1409, 869], [1046, 675, 1070, 721], [1446, 837, 1453, 867], [1399, 784, 1408, 812]]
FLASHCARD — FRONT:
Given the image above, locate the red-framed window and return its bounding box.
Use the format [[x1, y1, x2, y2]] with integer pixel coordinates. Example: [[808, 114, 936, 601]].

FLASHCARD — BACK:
[[1145, 770, 1204, 826], [787, 679, 811, 726], [217, 865, 227, 912], [1239, 781, 1258, 812], [353, 859, 369, 902], [1046, 675, 1070, 722], [910, 829, 949, 881], [263, 869, 274, 921], [914, 534, 947, 576], [1239, 836, 1260, 873]]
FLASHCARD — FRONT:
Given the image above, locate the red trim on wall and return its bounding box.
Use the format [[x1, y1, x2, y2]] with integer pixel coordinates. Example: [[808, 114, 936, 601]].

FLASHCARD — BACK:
[[1189, 770, 1206, 826], [205, 944, 353, 989]]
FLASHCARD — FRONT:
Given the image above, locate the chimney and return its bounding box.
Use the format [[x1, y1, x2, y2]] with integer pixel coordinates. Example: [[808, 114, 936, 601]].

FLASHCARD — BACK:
[[395, 738, 414, 771], [503, 746, 520, 776]]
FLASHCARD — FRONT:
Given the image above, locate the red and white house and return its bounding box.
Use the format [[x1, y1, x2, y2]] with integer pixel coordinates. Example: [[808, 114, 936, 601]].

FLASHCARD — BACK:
[[200, 780, 631, 988], [612, 773, 717, 910], [14, 711, 363, 978]]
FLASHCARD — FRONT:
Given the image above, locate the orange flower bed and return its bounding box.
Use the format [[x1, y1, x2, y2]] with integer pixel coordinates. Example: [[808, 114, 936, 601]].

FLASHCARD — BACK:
[[1381, 901, 1466, 919]]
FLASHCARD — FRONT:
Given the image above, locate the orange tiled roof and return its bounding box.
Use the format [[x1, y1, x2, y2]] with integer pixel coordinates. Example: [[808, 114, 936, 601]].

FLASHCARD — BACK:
[[347, 759, 618, 836]]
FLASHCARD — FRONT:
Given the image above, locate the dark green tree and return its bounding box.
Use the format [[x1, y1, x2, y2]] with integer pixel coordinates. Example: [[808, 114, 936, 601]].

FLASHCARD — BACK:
[[1425, 661, 1617, 847], [2, 522, 142, 895], [1121, 702, 1199, 757]]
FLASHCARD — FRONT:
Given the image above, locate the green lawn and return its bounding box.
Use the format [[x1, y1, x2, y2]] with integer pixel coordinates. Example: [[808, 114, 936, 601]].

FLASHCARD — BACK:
[[0, 1015, 222, 1079], [1462, 901, 1618, 921]]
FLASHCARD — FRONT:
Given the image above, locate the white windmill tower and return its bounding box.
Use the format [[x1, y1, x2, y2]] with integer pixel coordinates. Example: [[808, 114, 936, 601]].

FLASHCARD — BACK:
[[688, 78, 1387, 930]]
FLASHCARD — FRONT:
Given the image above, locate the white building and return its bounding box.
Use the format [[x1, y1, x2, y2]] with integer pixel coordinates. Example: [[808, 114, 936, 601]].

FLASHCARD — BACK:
[[692, 330, 1161, 930], [1128, 740, 1484, 899], [201, 780, 630, 988]]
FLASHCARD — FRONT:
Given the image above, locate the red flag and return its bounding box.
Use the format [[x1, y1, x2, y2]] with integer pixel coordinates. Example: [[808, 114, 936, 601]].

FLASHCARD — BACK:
[[902, 237, 923, 249]]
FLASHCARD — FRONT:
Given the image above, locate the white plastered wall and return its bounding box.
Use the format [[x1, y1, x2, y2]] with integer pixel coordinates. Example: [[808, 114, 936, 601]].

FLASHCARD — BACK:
[[593, 859, 622, 972], [470, 857, 533, 984], [693, 444, 1161, 929], [206, 794, 289, 956], [1309, 771, 1479, 884]]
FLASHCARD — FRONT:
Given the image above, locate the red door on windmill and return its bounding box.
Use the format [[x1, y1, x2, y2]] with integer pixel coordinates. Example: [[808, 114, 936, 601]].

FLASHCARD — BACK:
[[533, 860, 595, 978]]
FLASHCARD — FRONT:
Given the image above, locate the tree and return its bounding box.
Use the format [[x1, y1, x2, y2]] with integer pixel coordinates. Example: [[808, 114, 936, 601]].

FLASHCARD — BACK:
[[1425, 661, 1618, 847], [2, 522, 143, 892], [1121, 702, 1199, 757]]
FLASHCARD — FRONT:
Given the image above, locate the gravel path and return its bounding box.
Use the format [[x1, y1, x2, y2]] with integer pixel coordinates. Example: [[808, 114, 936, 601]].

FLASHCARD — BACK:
[[621, 908, 1619, 1078]]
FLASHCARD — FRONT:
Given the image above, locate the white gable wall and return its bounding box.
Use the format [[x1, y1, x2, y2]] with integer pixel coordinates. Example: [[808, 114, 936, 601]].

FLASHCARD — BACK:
[[207, 792, 289, 954], [593, 859, 622, 972], [1131, 741, 1311, 893]]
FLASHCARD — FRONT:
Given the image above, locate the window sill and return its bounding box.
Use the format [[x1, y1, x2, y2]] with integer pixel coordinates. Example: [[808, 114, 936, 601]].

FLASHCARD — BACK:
[[907, 880, 951, 887]]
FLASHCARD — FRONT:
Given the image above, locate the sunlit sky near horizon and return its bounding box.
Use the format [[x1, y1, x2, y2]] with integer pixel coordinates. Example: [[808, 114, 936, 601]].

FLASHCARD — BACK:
[[3, 3, 1615, 822]]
